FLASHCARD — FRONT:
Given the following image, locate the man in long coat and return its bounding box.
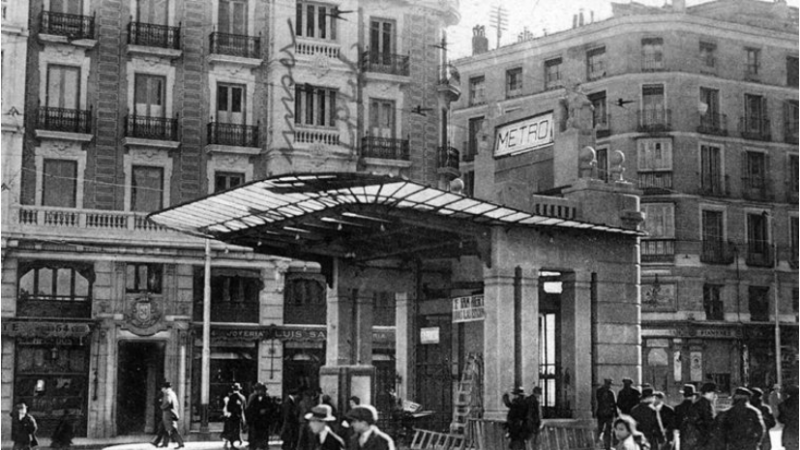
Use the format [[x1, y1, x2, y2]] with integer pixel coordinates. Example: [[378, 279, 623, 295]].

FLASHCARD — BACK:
[[654, 391, 676, 449], [160, 382, 185, 449], [674, 384, 697, 441], [281, 389, 302, 450], [681, 382, 717, 450], [617, 378, 641, 416], [750, 387, 776, 450], [595, 378, 617, 450], [717, 387, 765, 450], [502, 387, 531, 450], [10, 402, 38, 450], [246, 383, 274, 450], [630, 388, 664, 450], [778, 385, 799, 450]]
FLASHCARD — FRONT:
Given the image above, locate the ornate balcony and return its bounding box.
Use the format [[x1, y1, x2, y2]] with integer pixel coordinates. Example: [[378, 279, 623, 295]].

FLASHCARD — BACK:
[[437, 145, 460, 176], [746, 244, 773, 268], [641, 239, 675, 263], [361, 136, 409, 161], [362, 52, 410, 77], [642, 57, 665, 72], [37, 106, 92, 134], [39, 10, 95, 41], [739, 117, 771, 141], [698, 113, 728, 136], [742, 177, 772, 202], [128, 21, 181, 50], [124, 114, 179, 142], [699, 175, 729, 197], [701, 240, 736, 265], [207, 122, 259, 148], [209, 32, 261, 59], [637, 171, 673, 194], [637, 109, 671, 132], [437, 63, 461, 102]]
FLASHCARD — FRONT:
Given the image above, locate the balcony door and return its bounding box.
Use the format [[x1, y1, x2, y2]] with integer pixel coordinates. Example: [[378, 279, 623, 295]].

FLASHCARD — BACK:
[[218, 0, 247, 35], [137, 0, 167, 25], [700, 144, 722, 194], [745, 94, 767, 132], [134, 74, 165, 118], [43, 159, 77, 208], [642, 84, 665, 125], [46, 65, 80, 110], [369, 99, 395, 139], [217, 83, 245, 124], [50, 0, 82, 14], [369, 19, 394, 64]]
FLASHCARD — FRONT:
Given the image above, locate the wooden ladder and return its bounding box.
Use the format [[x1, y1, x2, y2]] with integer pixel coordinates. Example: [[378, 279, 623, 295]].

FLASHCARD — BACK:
[[450, 353, 482, 435]]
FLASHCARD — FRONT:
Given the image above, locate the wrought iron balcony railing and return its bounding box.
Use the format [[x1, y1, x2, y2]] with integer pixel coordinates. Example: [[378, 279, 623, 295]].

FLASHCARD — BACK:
[[362, 51, 410, 76], [209, 32, 261, 59], [37, 106, 92, 134], [641, 239, 675, 263], [125, 114, 179, 141], [698, 113, 728, 136], [637, 171, 673, 193], [701, 240, 736, 265], [207, 122, 259, 148], [437, 145, 460, 170], [746, 244, 773, 268], [785, 121, 799, 144], [699, 175, 729, 197], [361, 136, 409, 161], [637, 109, 672, 132], [739, 117, 771, 141], [128, 21, 181, 49], [741, 176, 772, 202], [642, 57, 665, 72], [40, 10, 95, 40]]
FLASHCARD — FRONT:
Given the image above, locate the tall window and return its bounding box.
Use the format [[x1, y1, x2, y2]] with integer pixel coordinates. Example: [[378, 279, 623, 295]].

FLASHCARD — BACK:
[[788, 56, 799, 86], [743, 151, 767, 192], [748, 286, 769, 322], [747, 212, 770, 257], [369, 99, 395, 138], [46, 65, 80, 109], [369, 18, 394, 62], [637, 139, 673, 172], [217, 83, 245, 124], [642, 203, 675, 239], [703, 285, 724, 321], [463, 170, 474, 197], [642, 84, 666, 126], [544, 58, 562, 90], [42, 159, 77, 208], [50, 0, 81, 14], [595, 147, 609, 181], [784, 101, 799, 143], [789, 154, 799, 195], [745, 48, 760, 76], [791, 216, 799, 266], [506, 67, 522, 98], [295, 1, 336, 40], [589, 91, 607, 130], [699, 87, 720, 129], [467, 116, 484, 160], [218, 0, 247, 35], [641, 37, 664, 70], [215, 172, 244, 193], [469, 76, 485, 105], [702, 210, 724, 244], [134, 74, 165, 117], [700, 144, 723, 194], [745, 94, 767, 131], [586, 46, 606, 80], [373, 291, 396, 327], [126, 263, 163, 294], [284, 275, 326, 324], [699, 41, 716, 69], [294, 84, 336, 127], [131, 165, 164, 212], [137, 0, 167, 25]]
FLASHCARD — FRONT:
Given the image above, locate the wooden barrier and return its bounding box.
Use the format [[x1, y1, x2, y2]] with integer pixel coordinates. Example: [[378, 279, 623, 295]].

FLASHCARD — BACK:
[[467, 418, 596, 450], [410, 428, 467, 450]]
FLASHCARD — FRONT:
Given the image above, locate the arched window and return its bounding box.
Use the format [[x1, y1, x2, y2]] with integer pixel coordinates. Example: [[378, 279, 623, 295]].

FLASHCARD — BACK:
[[17, 261, 93, 318]]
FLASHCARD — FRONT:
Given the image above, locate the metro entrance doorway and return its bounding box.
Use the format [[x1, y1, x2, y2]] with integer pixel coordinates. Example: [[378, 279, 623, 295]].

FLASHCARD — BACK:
[[116, 341, 165, 435]]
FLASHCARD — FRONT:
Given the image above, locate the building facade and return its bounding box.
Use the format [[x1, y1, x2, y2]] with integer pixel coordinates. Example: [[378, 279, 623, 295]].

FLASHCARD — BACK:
[[451, 0, 799, 406], [1, 0, 459, 438]]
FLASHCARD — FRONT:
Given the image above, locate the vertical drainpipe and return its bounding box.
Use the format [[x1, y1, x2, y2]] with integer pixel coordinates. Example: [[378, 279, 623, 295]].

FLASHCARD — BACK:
[[514, 267, 522, 388], [200, 239, 211, 432]]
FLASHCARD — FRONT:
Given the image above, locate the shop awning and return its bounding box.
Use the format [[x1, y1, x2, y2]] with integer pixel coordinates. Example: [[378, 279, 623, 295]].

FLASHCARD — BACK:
[[148, 172, 640, 263]]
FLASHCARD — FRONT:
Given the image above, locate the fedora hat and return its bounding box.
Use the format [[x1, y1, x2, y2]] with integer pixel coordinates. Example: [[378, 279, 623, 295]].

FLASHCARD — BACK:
[[231, 382, 242, 391], [734, 387, 753, 397], [641, 387, 655, 399], [700, 382, 718, 394], [346, 405, 378, 425], [305, 404, 336, 422], [680, 384, 698, 397]]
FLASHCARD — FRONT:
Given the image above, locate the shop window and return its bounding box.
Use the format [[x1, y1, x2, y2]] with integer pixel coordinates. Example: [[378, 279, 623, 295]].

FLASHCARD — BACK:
[[703, 285, 724, 321], [294, 84, 337, 127], [295, 1, 336, 40], [126, 263, 163, 294], [706, 373, 730, 394], [17, 261, 93, 318], [284, 274, 326, 324], [192, 268, 261, 322], [749, 286, 770, 322], [373, 291, 395, 326]]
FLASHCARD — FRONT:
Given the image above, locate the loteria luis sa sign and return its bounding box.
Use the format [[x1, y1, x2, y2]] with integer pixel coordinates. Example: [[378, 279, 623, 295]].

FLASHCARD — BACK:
[[494, 112, 554, 157]]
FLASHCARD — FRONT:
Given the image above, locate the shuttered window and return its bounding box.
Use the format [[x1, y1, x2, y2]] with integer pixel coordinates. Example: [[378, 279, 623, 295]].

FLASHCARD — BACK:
[[642, 203, 675, 239]]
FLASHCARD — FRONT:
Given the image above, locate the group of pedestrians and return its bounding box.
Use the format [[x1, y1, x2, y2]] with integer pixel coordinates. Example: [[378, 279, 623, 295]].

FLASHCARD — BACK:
[[501, 385, 544, 450], [595, 378, 799, 450]]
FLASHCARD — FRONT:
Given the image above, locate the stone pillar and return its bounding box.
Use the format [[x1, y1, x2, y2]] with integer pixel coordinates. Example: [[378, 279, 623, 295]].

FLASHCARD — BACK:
[[561, 271, 593, 419], [520, 268, 540, 392], [395, 292, 413, 401], [483, 265, 517, 420]]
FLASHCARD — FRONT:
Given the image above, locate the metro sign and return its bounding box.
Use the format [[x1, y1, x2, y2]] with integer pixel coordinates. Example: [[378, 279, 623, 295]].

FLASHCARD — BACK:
[[495, 112, 554, 157]]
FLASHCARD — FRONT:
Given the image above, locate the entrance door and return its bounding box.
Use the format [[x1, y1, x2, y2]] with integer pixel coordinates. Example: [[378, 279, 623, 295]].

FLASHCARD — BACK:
[[416, 314, 452, 432], [283, 345, 324, 397], [539, 277, 565, 418], [117, 341, 165, 435]]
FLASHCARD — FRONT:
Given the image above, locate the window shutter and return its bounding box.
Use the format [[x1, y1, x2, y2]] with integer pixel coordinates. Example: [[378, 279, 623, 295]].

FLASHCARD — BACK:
[[764, 151, 772, 199], [295, 3, 303, 37], [665, 204, 675, 238], [329, 90, 336, 127], [330, 7, 337, 40], [218, 0, 230, 34]]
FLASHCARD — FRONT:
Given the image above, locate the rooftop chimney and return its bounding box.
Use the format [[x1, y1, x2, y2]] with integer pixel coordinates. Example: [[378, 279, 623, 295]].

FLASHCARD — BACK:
[[472, 25, 488, 55]]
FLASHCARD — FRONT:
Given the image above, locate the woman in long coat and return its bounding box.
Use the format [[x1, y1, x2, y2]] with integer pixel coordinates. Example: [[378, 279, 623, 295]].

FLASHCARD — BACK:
[[222, 383, 247, 449]]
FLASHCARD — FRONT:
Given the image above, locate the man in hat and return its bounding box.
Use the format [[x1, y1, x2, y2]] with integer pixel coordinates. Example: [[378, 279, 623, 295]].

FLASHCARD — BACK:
[[717, 387, 765, 450], [617, 378, 641, 416], [777, 385, 799, 450], [595, 378, 617, 450], [158, 382, 185, 449], [281, 388, 302, 450], [345, 405, 394, 450], [222, 383, 247, 449], [526, 386, 543, 449], [675, 383, 697, 442], [246, 383, 274, 450], [653, 391, 676, 450], [296, 404, 345, 450], [10, 402, 37, 450], [681, 382, 717, 450], [502, 387, 531, 450], [630, 387, 664, 450], [749, 387, 776, 450]]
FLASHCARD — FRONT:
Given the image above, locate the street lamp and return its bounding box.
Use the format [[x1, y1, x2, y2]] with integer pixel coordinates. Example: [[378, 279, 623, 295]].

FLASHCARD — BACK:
[[763, 211, 782, 388]]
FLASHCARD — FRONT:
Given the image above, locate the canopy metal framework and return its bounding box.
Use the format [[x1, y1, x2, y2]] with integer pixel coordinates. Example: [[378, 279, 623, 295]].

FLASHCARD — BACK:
[[148, 173, 640, 270]]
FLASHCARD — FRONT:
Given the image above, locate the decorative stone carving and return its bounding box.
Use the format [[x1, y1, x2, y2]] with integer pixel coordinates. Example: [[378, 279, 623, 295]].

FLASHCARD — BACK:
[[123, 295, 167, 336], [312, 53, 331, 78]]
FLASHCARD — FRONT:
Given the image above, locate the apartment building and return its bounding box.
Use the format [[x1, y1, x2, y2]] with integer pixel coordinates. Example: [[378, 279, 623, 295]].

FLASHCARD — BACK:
[[1, 0, 459, 438], [451, 0, 799, 407]]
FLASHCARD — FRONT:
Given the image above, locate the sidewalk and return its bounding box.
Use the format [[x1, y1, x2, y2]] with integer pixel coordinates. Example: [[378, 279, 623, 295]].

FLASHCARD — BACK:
[[1, 437, 285, 450]]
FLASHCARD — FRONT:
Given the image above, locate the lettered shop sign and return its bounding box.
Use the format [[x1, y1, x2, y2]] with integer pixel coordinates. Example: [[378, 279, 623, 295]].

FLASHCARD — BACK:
[[494, 112, 554, 157]]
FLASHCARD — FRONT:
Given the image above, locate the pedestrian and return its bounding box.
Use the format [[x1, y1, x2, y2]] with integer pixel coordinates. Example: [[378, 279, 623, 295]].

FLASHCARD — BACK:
[[613, 415, 650, 450], [630, 388, 663, 450], [159, 382, 185, 449], [778, 385, 799, 450], [10, 402, 38, 450], [281, 389, 302, 450], [674, 384, 697, 443], [767, 384, 781, 416], [344, 405, 395, 450], [618, 378, 642, 416], [653, 391, 675, 450], [502, 386, 531, 450], [527, 386, 544, 449], [246, 383, 273, 450], [296, 404, 345, 450], [222, 383, 247, 450], [680, 382, 717, 450], [717, 387, 765, 450], [596, 378, 618, 450], [50, 410, 74, 449], [321, 394, 338, 421], [750, 387, 776, 450]]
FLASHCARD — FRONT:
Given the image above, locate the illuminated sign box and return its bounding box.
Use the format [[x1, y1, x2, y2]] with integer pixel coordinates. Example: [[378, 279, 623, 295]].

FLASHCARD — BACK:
[[494, 112, 554, 157]]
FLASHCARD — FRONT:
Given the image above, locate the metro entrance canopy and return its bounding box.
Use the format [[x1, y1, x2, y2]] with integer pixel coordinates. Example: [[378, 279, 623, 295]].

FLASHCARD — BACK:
[[148, 172, 641, 265]]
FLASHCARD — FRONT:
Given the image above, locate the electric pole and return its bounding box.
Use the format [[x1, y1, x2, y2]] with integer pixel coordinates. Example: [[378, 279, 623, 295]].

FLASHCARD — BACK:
[[489, 5, 508, 49]]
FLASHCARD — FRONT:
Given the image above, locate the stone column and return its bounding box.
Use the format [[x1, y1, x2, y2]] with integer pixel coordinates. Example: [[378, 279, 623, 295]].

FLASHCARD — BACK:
[[561, 271, 593, 419], [483, 265, 517, 420], [395, 292, 413, 401], [520, 268, 540, 392]]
